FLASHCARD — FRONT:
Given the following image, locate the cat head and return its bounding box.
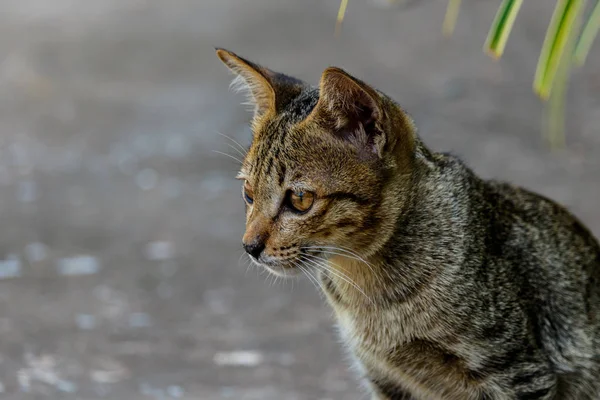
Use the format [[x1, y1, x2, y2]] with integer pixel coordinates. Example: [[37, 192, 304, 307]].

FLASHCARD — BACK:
[[216, 49, 417, 276]]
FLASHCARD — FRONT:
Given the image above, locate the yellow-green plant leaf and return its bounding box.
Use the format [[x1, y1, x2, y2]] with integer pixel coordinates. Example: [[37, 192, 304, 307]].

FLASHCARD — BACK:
[[534, 0, 585, 100], [574, 0, 600, 65], [484, 0, 524, 58], [443, 0, 462, 36], [546, 65, 568, 148], [544, 0, 583, 147], [336, 0, 349, 37]]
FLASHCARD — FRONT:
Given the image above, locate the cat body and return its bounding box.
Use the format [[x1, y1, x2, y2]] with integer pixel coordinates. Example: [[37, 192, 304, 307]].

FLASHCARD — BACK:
[[216, 49, 600, 399], [326, 168, 600, 400]]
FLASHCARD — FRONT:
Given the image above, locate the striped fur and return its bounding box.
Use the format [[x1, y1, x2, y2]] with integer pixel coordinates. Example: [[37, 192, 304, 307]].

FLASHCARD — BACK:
[[216, 49, 600, 400]]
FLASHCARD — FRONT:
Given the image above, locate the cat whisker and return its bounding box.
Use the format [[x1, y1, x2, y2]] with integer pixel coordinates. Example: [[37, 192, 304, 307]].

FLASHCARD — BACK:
[[240, 253, 253, 277], [302, 246, 383, 285], [305, 258, 372, 304], [211, 150, 244, 164], [216, 131, 248, 156], [297, 260, 325, 292], [301, 253, 357, 286], [303, 245, 373, 268], [300, 255, 372, 304], [303, 248, 369, 268], [301, 253, 350, 274], [225, 143, 246, 159], [297, 261, 329, 301], [280, 268, 288, 290], [297, 264, 314, 289], [310, 250, 383, 286], [269, 273, 276, 287]]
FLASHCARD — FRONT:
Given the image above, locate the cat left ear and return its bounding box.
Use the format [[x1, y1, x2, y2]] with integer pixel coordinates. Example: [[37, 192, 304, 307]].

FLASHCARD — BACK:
[[310, 67, 386, 157], [216, 48, 303, 118]]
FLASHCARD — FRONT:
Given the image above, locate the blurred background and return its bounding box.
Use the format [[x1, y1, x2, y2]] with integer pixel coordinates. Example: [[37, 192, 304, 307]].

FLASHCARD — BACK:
[[0, 0, 598, 399]]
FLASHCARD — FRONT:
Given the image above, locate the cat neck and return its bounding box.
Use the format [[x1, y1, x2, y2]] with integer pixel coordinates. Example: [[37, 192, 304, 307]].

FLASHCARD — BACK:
[[321, 148, 480, 310]]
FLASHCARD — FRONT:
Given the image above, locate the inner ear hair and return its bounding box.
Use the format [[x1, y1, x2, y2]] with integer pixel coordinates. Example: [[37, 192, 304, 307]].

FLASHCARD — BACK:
[[216, 48, 276, 117], [215, 48, 306, 119]]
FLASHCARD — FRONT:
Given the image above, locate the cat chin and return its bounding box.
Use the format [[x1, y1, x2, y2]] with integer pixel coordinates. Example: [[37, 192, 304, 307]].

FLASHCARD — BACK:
[[249, 257, 300, 278], [263, 265, 298, 278]]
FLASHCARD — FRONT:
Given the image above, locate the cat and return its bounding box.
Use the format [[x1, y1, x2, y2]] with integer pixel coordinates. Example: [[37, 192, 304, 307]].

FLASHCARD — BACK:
[[215, 48, 600, 400]]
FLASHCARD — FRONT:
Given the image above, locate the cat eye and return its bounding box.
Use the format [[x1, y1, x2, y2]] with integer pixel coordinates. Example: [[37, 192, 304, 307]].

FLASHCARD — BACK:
[[243, 181, 254, 205], [289, 190, 314, 213]]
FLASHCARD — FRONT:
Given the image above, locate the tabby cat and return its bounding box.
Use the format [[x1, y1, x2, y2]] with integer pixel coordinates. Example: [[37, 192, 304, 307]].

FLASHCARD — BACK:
[[216, 48, 600, 400]]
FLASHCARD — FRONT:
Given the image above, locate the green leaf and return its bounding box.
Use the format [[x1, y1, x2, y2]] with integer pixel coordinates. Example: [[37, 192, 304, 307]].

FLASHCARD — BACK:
[[534, 0, 585, 100], [485, 0, 524, 58], [574, 0, 600, 65], [336, 0, 349, 37], [443, 0, 462, 36], [544, 0, 584, 147]]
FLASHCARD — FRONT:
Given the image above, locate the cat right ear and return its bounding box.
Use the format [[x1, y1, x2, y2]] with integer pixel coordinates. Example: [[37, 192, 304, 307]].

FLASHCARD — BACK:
[[216, 48, 277, 117], [308, 67, 416, 160], [309, 67, 388, 157], [216, 49, 304, 119]]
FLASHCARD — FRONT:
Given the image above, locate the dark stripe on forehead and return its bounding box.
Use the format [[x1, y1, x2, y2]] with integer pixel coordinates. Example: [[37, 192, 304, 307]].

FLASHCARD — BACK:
[[256, 116, 295, 183], [323, 191, 371, 205], [251, 95, 310, 180], [278, 94, 312, 148], [277, 119, 290, 148], [264, 156, 274, 175], [253, 118, 281, 176], [278, 163, 286, 186]]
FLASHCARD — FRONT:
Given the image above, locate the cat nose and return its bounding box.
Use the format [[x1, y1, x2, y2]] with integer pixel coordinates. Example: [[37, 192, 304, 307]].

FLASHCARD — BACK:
[[243, 240, 265, 259]]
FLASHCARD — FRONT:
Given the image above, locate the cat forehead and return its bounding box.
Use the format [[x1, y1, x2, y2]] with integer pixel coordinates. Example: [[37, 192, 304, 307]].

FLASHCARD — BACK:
[[245, 126, 360, 184], [249, 91, 323, 156], [242, 86, 367, 181]]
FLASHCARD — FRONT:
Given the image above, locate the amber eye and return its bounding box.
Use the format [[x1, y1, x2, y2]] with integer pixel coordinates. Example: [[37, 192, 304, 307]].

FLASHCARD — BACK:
[[289, 190, 314, 213], [243, 181, 254, 204]]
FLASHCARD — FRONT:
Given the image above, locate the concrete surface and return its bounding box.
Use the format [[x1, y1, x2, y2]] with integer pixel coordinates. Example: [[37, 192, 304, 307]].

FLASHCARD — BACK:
[[0, 0, 599, 399]]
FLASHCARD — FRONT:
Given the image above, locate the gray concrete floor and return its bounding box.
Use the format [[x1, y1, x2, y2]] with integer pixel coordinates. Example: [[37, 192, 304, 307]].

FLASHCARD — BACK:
[[0, 0, 599, 399]]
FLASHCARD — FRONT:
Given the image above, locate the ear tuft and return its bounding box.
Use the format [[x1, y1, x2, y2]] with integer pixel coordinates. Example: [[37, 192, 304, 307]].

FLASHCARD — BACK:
[[216, 49, 306, 120], [216, 49, 276, 117]]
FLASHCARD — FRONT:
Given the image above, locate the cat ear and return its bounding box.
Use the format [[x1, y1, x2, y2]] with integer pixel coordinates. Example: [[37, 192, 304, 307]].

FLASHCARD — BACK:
[[311, 67, 386, 157], [216, 48, 303, 118]]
